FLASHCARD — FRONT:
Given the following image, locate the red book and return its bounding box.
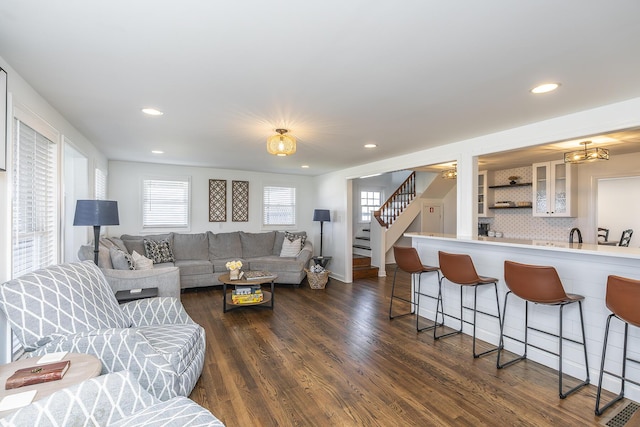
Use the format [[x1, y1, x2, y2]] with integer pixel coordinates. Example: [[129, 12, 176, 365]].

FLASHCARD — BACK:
[[5, 360, 71, 390]]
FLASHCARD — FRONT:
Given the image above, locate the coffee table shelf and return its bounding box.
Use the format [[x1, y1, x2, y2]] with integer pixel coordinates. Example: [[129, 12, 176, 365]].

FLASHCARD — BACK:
[[219, 272, 277, 313]]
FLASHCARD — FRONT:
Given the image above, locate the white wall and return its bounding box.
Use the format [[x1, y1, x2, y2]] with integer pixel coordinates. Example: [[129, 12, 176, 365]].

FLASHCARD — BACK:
[[108, 161, 316, 241]]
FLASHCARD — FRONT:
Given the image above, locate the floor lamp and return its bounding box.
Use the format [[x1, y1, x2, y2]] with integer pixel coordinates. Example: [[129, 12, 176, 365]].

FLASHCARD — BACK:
[[73, 200, 120, 265], [313, 209, 331, 257]]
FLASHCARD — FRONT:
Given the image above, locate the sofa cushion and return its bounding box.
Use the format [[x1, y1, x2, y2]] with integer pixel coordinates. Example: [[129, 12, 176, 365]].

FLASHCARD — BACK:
[[172, 233, 209, 261], [248, 256, 306, 273], [144, 238, 176, 264], [285, 231, 307, 247], [174, 260, 214, 276], [239, 231, 276, 258], [110, 246, 135, 270], [131, 251, 154, 270], [272, 231, 286, 255], [121, 234, 172, 257], [280, 237, 302, 257], [208, 231, 242, 259], [211, 258, 246, 273], [0, 261, 130, 351]]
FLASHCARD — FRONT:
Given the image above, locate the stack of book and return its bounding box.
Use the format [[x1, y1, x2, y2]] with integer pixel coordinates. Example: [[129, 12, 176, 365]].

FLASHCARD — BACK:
[[231, 286, 263, 304]]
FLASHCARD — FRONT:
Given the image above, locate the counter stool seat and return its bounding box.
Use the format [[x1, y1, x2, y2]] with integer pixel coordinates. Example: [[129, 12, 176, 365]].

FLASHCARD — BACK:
[[498, 261, 589, 399], [434, 251, 501, 358], [595, 275, 640, 415], [389, 246, 441, 332]]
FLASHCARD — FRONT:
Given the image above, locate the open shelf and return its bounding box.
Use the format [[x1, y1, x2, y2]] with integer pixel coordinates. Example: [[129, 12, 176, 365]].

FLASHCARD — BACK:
[[489, 206, 532, 210], [488, 183, 532, 189]]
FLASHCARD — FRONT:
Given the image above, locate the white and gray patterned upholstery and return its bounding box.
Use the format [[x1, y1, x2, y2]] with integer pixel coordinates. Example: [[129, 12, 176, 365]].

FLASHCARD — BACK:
[[0, 371, 224, 427], [0, 261, 205, 401]]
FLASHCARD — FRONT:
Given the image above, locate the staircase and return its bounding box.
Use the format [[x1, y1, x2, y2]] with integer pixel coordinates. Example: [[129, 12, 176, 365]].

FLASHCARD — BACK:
[[353, 254, 379, 279], [353, 227, 372, 256]]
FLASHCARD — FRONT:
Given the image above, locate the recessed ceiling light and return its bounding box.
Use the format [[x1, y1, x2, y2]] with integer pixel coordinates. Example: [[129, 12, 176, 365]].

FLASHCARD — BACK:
[[142, 108, 164, 116], [151, 150, 164, 154], [364, 143, 377, 148], [301, 165, 310, 168], [530, 83, 560, 94]]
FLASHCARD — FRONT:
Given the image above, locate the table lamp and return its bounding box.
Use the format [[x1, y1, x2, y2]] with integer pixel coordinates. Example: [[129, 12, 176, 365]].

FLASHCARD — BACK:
[[73, 200, 120, 265], [313, 209, 331, 257]]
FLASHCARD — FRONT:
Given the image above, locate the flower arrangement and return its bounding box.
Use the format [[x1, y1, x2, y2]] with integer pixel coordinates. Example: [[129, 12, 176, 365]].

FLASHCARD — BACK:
[[225, 260, 243, 271]]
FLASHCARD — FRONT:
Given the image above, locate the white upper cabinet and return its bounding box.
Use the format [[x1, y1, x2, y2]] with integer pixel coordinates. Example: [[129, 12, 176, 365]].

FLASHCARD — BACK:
[[478, 170, 494, 218], [532, 160, 577, 217]]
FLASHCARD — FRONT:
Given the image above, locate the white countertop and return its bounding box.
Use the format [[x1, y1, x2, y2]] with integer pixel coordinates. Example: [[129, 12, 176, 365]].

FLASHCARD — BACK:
[[404, 232, 640, 260]]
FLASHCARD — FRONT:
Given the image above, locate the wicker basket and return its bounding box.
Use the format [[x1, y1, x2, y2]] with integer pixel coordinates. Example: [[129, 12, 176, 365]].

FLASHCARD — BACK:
[[305, 269, 330, 289]]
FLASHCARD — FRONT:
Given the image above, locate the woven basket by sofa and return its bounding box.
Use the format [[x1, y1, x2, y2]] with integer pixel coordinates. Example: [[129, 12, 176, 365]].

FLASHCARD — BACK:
[[305, 269, 330, 289]]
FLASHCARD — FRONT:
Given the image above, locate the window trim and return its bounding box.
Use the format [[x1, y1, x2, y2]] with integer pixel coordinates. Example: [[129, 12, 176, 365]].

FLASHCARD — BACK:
[[141, 175, 191, 231], [360, 188, 383, 223], [262, 184, 297, 229]]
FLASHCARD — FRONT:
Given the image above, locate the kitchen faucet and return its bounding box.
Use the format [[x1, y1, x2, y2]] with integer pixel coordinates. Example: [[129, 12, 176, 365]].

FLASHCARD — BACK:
[[569, 227, 583, 244]]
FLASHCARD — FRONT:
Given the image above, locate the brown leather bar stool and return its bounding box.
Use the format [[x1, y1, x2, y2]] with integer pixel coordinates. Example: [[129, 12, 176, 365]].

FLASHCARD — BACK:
[[596, 275, 640, 415], [389, 246, 441, 332], [434, 251, 501, 358], [498, 261, 589, 399]]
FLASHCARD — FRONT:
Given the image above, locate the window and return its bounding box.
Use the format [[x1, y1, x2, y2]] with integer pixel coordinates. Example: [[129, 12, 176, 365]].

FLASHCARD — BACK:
[[12, 119, 58, 279], [360, 190, 381, 222], [263, 186, 296, 226], [95, 168, 107, 200], [142, 177, 190, 229]]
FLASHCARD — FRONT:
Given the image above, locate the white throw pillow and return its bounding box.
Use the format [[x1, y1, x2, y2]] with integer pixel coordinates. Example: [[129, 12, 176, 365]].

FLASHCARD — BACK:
[[280, 237, 301, 257], [132, 250, 154, 270]]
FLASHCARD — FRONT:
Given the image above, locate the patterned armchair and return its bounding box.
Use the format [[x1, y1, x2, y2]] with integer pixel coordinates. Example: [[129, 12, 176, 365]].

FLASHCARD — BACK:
[[0, 261, 205, 401], [0, 371, 224, 426]]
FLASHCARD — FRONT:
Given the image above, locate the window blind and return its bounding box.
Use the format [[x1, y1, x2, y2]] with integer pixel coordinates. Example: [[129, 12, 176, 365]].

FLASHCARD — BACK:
[[263, 186, 296, 226], [95, 168, 107, 200], [12, 119, 58, 279], [142, 178, 190, 229]]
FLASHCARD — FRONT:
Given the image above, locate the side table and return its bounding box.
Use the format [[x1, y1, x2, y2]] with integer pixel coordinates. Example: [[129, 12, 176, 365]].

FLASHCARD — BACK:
[[115, 287, 158, 303], [312, 256, 332, 268], [218, 272, 277, 313], [0, 353, 101, 416]]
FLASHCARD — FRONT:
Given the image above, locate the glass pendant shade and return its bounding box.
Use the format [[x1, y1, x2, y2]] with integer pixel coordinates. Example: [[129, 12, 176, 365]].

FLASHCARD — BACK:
[[267, 129, 296, 156]]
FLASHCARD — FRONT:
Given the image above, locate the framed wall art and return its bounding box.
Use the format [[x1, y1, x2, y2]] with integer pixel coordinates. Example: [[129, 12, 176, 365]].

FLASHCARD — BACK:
[[209, 179, 227, 222], [0, 67, 7, 171], [232, 180, 249, 222]]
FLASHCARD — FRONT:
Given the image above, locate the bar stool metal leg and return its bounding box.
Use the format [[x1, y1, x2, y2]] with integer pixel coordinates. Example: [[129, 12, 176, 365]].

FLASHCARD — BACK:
[[595, 315, 629, 415]]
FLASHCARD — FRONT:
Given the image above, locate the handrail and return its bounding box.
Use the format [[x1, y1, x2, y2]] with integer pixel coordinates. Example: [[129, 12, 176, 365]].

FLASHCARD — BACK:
[[373, 172, 416, 228]]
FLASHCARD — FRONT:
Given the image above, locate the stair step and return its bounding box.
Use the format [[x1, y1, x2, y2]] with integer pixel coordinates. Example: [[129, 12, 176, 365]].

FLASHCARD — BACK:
[[353, 266, 379, 279], [362, 228, 370, 232], [352, 244, 371, 250], [355, 236, 370, 241], [353, 255, 371, 267]]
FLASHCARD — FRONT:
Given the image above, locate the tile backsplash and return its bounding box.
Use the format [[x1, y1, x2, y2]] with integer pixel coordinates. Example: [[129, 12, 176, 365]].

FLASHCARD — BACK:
[[479, 166, 577, 242]]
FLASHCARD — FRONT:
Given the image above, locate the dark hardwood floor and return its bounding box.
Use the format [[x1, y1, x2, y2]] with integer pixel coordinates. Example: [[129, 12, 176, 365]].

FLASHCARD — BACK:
[[181, 268, 622, 426]]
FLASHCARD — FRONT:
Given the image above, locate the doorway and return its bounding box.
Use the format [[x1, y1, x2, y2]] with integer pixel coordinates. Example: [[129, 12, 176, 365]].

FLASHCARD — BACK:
[[422, 204, 443, 234]]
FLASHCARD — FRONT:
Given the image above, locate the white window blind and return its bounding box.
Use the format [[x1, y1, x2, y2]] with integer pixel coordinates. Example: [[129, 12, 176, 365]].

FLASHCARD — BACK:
[[263, 186, 296, 226], [143, 178, 190, 229], [95, 168, 107, 200], [360, 190, 381, 222], [12, 119, 58, 279]]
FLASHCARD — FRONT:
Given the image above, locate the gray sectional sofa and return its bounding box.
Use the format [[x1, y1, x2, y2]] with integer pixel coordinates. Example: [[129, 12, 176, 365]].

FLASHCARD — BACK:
[[81, 231, 312, 290]]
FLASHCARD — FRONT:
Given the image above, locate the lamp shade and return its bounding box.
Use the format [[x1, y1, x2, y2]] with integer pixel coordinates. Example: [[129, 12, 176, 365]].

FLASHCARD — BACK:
[[313, 209, 330, 222], [267, 129, 296, 156], [73, 200, 120, 226]]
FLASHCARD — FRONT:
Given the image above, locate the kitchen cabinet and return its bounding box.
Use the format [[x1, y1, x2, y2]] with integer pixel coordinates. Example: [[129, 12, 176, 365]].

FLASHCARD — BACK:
[[478, 170, 493, 217], [532, 160, 577, 217]]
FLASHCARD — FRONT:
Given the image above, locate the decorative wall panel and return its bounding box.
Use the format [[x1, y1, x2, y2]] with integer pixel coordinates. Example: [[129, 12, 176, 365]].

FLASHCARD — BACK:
[[232, 180, 249, 222], [209, 179, 227, 222]]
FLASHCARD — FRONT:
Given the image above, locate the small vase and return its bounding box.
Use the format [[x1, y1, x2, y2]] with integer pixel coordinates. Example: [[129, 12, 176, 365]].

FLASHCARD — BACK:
[[230, 269, 240, 280]]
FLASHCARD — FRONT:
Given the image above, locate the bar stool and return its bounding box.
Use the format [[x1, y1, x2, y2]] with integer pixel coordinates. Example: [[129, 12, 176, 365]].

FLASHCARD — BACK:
[[498, 261, 589, 399], [389, 246, 441, 332], [595, 275, 640, 415], [434, 251, 501, 358]]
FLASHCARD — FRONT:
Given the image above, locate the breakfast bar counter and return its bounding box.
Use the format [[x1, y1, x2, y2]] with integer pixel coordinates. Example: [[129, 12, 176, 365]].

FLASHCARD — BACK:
[[405, 232, 640, 402]]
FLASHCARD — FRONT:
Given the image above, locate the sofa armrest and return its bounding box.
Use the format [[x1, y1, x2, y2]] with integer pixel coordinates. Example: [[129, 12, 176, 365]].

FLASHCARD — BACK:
[[121, 297, 195, 327], [102, 267, 181, 299], [296, 241, 313, 263]]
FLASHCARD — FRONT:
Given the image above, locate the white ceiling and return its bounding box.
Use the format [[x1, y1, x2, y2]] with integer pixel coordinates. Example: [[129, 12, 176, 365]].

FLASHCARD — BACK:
[[1, 1, 640, 176]]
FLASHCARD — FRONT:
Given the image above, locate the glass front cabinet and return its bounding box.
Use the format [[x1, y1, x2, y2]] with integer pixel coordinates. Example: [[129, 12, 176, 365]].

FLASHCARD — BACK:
[[478, 170, 494, 217], [532, 160, 577, 217]]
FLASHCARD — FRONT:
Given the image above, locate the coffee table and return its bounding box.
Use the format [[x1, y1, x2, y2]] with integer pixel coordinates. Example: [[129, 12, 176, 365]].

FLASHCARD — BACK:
[[219, 272, 277, 313], [0, 352, 101, 416]]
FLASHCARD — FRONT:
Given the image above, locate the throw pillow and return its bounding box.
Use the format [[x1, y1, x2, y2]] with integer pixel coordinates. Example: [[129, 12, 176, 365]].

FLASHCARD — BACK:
[[143, 238, 175, 264], [280, 237, 302, 257], [284, 231, 306, 249], [131, 251, 154, 270], [109, 246, 135, 270]]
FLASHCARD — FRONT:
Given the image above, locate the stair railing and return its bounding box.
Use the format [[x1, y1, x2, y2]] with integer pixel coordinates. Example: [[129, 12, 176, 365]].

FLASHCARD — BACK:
[[373, 172, 416, 228]]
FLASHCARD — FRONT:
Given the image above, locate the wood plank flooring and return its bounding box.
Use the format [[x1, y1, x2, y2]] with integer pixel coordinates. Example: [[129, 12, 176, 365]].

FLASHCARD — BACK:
[[181, 268, 624, 426]]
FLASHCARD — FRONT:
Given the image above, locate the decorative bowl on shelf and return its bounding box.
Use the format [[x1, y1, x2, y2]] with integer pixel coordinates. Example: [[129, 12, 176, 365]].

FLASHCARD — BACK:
[[508, 175, 520, 185]]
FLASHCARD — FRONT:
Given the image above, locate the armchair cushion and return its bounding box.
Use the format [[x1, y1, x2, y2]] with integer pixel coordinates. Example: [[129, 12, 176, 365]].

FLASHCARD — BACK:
[[0, 261, 130, 351]]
